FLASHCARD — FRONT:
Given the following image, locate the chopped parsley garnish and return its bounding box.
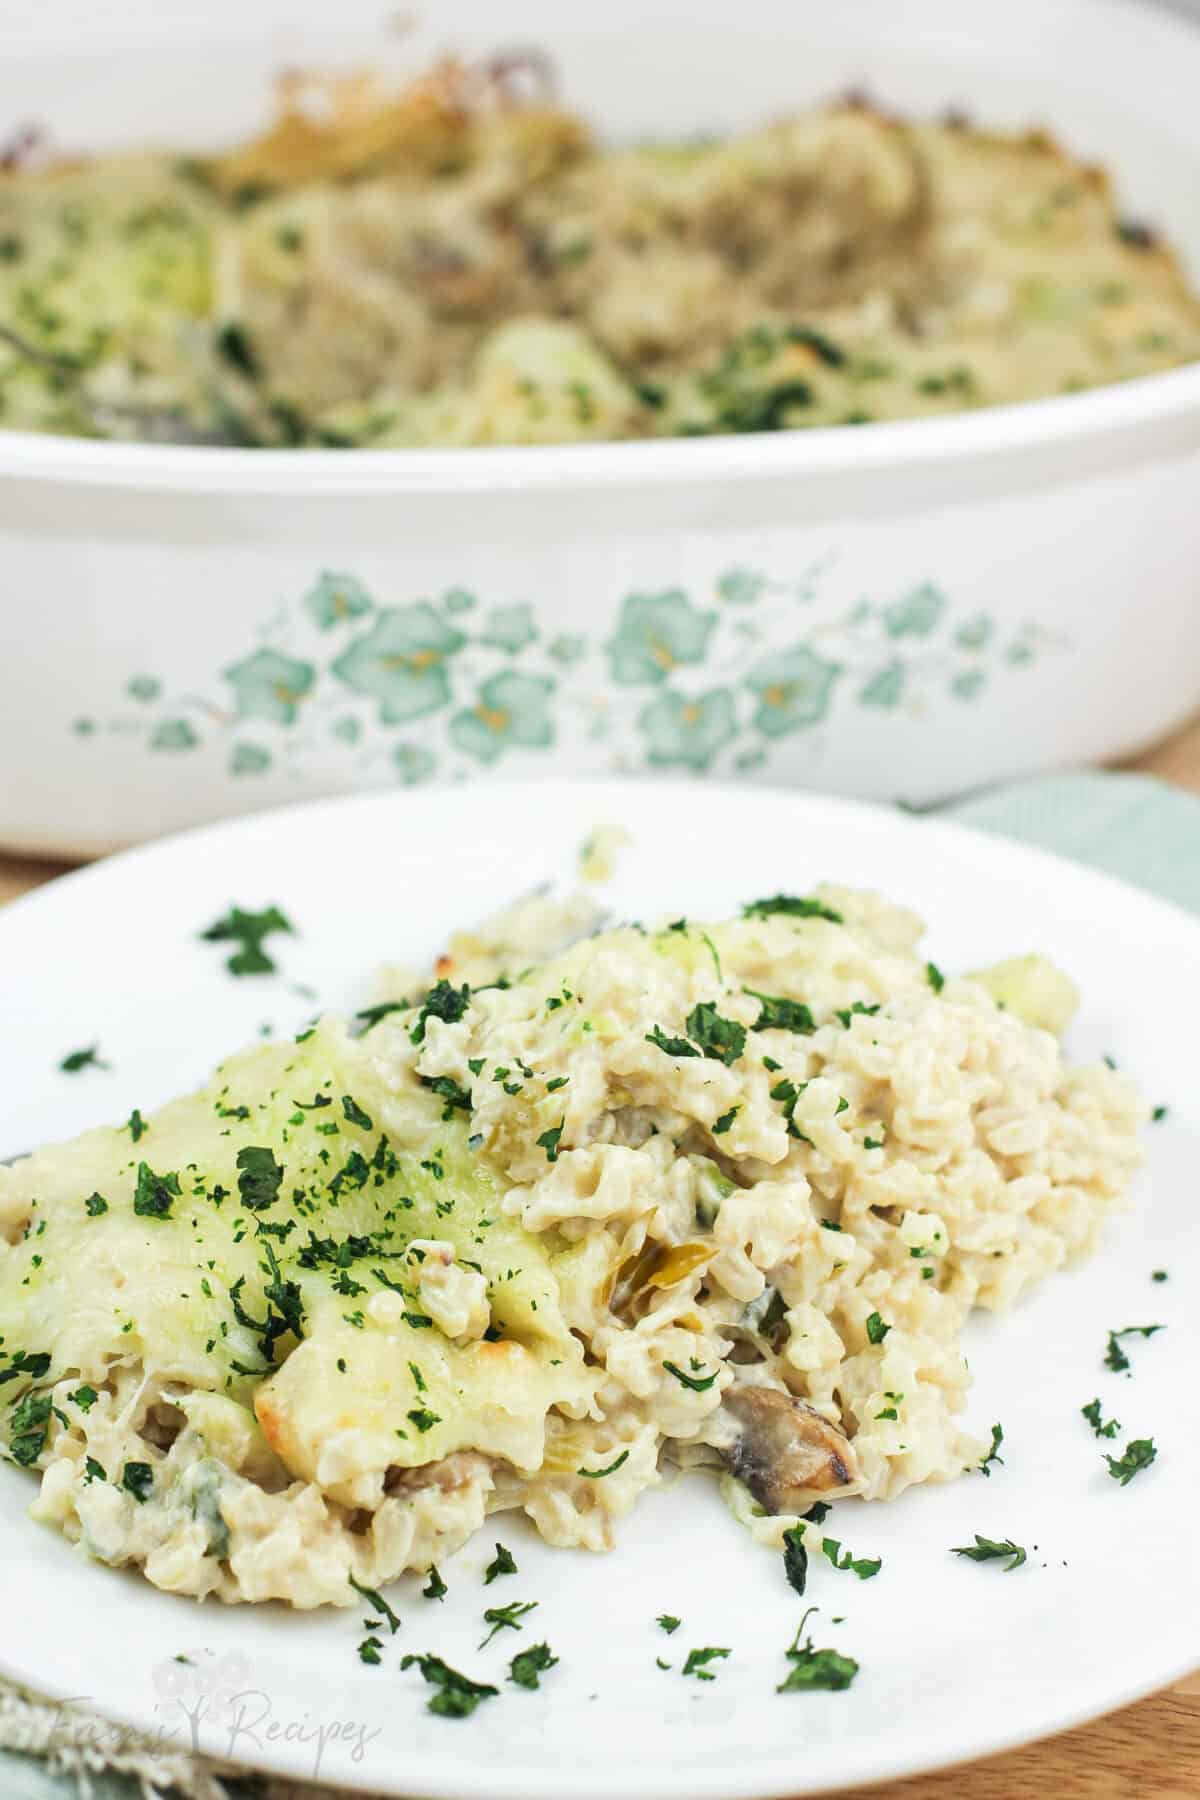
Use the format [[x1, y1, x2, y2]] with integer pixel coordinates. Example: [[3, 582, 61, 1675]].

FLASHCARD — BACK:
[[786, 324, 847, 367], [484, 1543, 517, 1584], [577, 1448, 630, 1478], [480, 1600, 537, 1648], [341, 1096, 374, 1131], [951, 1534, 1026, 1572], [682, 1646, 730, 1681], [400, 1653, 498, 1719], [536, 1122, 564, 1163], [1151, 1105, 1169, 1123], [1152, 1269, 1168, 1282], [8, 1391, 52, 1465], [979, 1423, 1004, 1476], [348, 1575, 400, 1633], [865, 1311, 891, 1345], [711, 1106, 739, 1135], [126, 1109, 148, 1142], [423, 1566, 448, 1602], [777, 1608, 859, 1692], [200, 904, 293, 976], [84, 1192, 108, 1217], [410, 979, 471, 1046], [646, 1025, 699, 1058], [121, 1461, 154, 1504], [647, 1004, 746, 1066], [407, 1407, 441, 1434], [509, 1644, 558, 1690], [0, 1350, 52, 1388], [84, 1456, 106, 1483], [1105, 1437, 1157, 1486], [657, 1615, 681, 1634], [835, 1001, 881, 1029], [822, 1537, 881, 1579], [743, 894, 842, 924], [783, 1524, 808, 1596], [684, 1002, 746, 1066], [132, 1161, 180, 1220], [358, 1637, 383, 1666], [1081, 1398, 1121, 1439], [926, 962, 946, 993], [662, 1361, 718, 1392], [355, 1000, 409, 1033], [69, 1385, 98, 1412], [804, 1500, 831, 1524], [235, 1145, 283, 1212], [422, 1075, 473, 1121], [59, 1044, 107, 1074], [745, 990, 816, 1033], [1103, 1323, 1164, 1373]]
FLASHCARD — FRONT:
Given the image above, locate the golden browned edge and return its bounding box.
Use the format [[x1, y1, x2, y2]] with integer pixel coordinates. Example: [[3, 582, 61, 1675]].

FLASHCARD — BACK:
[[1, 710, 1198, 1794]]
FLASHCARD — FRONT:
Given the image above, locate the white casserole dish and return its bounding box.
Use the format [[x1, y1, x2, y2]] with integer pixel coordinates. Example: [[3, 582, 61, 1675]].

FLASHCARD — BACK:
[[3, 0, 1200, 857]]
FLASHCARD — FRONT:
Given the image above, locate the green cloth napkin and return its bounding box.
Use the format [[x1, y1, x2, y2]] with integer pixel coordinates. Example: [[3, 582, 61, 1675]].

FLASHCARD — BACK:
[[3, 768, 1197, 1800]]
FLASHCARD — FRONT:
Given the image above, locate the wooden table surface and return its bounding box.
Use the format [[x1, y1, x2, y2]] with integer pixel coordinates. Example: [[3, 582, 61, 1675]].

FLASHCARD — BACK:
[[3, 713, 1199, 1799]]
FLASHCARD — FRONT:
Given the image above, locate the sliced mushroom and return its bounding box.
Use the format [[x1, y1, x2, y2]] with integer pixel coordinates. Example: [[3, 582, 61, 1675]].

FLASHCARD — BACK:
[[719, 1386, 859, 1513], [385, 1450, 492, 1498]]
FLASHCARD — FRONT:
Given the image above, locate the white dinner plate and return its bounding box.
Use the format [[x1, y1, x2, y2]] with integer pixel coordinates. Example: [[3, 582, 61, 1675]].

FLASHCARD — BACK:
[[1, 779, 1196, 1799]]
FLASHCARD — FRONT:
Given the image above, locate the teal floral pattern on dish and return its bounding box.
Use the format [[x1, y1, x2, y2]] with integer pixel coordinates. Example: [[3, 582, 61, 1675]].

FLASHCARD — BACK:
[[84, 567, 1065, 784], [638, 688, 737, 772], [393, 744, 437, 784], [479, 603, 537, 655], [858, 661, 906, 710], [332, 604, 465, 724], [230, 741, 271, 775], [744, 644, 841, 737], [449, 671, 557, 764], [303, 571, 374, 631], [150, 719, 199, 751], [224, 648, 315, 725], [884, 583, 946, 639], [607, 590, 717, 686]]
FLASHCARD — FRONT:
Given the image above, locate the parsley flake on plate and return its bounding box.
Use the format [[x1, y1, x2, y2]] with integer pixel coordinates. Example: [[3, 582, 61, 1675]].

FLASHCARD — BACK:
[[1103, 1323, 1165, 1374], [200, 904, 293, 977], [1105, 1437, 1157, 1486], [484, 1543, 517, 1584], [777, 1608, 858, 1693], [348, 1575, 400, 1633], [480, 1600, 537, 1648], [783, 1524, 808, 1596], [865, 1311, 891, 1345], [422, 1566, 448, 1602], [657, 1615, 681, 1634], [822, 1537, 881, 1579], [951, 1534, 1026, 1572], [682, 1646, 730, 1681], [400, 1653, 498, 1719], [59, 1044, 107, 1075], [978, 1422, 1005, 1476], [509, 1643, 558, 1690], [1081, 1398, 1121, 1440], [358, 1637, 383, 1666]]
